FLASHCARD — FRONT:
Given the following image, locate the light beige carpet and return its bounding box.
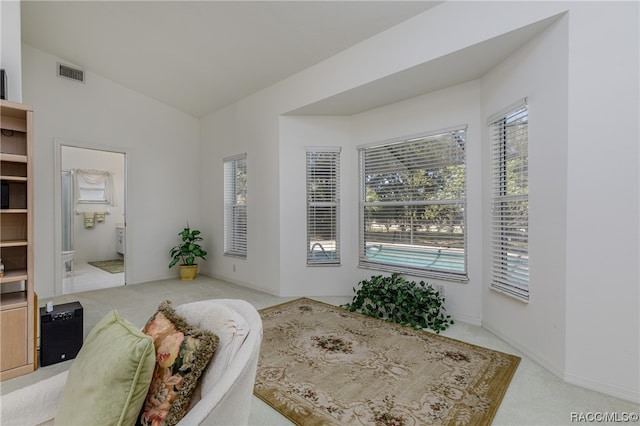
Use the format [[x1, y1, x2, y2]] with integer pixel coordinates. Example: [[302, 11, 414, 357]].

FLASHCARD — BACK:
[[254, 298, 520, 426], [87, 259, 124, 274]]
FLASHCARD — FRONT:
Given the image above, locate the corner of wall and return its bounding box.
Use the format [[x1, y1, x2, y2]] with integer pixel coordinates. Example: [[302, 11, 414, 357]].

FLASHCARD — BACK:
[[0, 0, 23, 102]]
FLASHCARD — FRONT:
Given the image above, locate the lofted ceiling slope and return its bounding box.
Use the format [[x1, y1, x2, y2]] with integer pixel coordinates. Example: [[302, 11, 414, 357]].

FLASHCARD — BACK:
[[21, 1, 440, 118]]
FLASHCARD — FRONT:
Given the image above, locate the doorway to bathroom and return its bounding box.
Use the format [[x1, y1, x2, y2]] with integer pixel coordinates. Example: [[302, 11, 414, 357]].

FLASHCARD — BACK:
[[59, 145, 126, 294]]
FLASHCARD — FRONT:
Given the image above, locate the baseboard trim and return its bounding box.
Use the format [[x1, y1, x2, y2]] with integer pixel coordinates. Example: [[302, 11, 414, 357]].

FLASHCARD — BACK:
[[482, 320, 565, 378], [564, 372, 640, 405], [483, 320, 639, 404], [204, 273, 278, 296], [451, 313, 481, 327]]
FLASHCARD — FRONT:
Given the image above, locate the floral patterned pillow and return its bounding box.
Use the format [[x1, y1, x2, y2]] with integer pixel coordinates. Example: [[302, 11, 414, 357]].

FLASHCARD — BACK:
[[138, 300, 219, 426]]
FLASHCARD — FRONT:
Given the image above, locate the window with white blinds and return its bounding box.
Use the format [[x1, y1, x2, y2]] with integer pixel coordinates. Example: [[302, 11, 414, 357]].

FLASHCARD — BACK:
[[489, 100, 529, 302], [359, 127, 467, 280], [224, 154, 247, 258], [306, 147, 340, 265]]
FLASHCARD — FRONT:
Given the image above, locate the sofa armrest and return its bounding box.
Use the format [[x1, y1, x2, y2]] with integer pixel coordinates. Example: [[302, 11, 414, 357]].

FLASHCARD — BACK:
[[176, 299, 262, 426], [1, 370, 69, 426]]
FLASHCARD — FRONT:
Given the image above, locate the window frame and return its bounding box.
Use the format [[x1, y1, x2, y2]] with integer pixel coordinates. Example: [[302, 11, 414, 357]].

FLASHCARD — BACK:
[[489, 99, 529, 302], [223, 153, 247, 258], [358, 126, 468, 281], [306, 147, 341, 266]]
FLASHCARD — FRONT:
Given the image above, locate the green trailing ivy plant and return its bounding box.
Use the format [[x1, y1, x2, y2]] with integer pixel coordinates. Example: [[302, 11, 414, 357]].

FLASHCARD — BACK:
[[343, 273, 453, 333]]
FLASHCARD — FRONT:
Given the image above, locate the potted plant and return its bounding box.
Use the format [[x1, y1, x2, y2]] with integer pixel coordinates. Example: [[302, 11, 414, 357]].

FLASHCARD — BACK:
[[169, 224, 207, 281], [343, 273, 453, 333]]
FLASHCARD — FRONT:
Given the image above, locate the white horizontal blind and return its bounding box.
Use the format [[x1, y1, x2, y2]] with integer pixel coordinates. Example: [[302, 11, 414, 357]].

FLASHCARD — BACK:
[[224, 154, 247, 258], [306, 147, 340, 265], [490, 101, 529, 301], [359, 128, 467, 280]]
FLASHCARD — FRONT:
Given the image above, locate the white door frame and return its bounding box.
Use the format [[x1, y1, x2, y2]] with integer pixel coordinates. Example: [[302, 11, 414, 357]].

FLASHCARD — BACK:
[[53, 138, 129, 295]]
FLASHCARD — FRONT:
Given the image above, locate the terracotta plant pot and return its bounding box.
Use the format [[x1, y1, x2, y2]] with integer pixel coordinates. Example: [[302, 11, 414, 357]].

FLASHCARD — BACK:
[[179, 264, 198, 281]]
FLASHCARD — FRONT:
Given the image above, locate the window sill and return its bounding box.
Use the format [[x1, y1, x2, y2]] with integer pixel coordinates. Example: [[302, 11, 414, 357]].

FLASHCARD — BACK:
[[358, 262, 468, 283]]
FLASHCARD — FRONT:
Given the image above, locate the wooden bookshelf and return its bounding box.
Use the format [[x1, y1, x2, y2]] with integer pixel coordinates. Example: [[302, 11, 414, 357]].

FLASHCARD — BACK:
[[1, 99, 36, 380]]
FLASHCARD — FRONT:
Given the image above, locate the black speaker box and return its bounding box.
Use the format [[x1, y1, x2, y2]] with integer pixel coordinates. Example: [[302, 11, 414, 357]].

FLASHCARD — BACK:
[[1, 69, 6, 100], [40, 301, 83, 366]]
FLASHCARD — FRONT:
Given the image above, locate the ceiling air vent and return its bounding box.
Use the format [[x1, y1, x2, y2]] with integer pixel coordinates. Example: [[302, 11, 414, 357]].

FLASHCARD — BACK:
[[57, 62, 85, 83]]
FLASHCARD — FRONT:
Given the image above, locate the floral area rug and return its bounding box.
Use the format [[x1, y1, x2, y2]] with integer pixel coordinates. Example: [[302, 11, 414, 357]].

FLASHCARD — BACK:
[[254, 298, 520, 426]]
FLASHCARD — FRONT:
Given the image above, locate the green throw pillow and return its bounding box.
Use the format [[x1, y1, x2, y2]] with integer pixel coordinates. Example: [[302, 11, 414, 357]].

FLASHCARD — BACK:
[[54, 310, 156, 426]]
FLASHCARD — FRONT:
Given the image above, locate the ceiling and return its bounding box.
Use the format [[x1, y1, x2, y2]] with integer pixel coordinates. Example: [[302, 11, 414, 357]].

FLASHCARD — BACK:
[[21, 1, 440, 118], [290, 15, 561, 116]]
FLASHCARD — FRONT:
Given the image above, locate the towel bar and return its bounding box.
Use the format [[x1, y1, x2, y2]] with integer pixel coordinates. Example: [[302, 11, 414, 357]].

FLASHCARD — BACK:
[[75, 209, 110, 215]]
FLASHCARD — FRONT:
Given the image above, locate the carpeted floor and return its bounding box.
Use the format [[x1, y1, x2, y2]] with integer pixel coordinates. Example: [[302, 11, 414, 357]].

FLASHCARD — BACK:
[[255, 298, 520, 426], [2, 277, 636, 425], [87, 259, 124, 274]]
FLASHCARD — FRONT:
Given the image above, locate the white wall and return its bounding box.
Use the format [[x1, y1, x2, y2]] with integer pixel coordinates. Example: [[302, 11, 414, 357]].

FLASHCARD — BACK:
[[22, 44, 201, 298], [0, 0, 22, 102], [481, 14, 569, 380], [563, 2, 639, 402], [349, 80, 484, 324], [278, 115, 355, 297], [61, 146, 125, 263], [279, 80, 484, 324], [200, 0, 638, 403], [13, 0, 635, 402], [201, 1, 570, 299], [199, 98, 282, 295]]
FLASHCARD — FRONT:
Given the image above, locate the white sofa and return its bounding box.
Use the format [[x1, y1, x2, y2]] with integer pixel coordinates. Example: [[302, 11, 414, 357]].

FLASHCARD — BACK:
[[0, 299, 263, 426]]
